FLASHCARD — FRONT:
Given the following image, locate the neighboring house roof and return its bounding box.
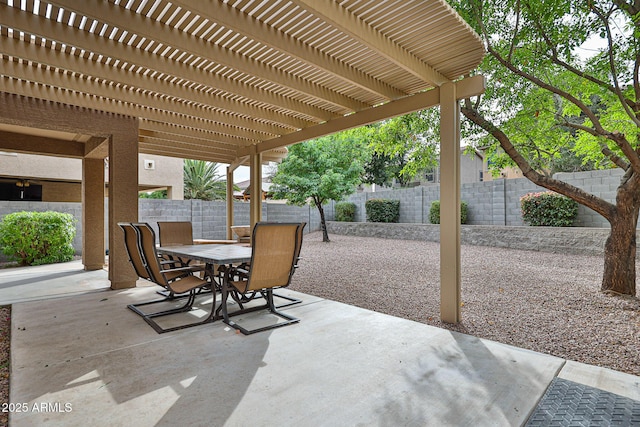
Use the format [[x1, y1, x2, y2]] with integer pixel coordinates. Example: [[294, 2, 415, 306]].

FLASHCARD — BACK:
[[234, 179, 273, 199]]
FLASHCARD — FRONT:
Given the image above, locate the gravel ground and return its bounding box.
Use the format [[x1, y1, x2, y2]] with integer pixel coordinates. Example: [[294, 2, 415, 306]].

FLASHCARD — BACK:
[[0, 306, 9, 427], [289, 232, 640, 376]]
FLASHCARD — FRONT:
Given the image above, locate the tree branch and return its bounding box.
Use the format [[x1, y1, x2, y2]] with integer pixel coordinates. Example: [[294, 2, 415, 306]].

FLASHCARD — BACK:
[[634, 53, 640, 109], [590, 4, 640, 127], [485, 43, 640, 175], [461, 99, 616, 221], [508, 0, 522, 62], [521, 0, 627, 102], [486, 43, 605, 132], [558, 120, 631, 169]]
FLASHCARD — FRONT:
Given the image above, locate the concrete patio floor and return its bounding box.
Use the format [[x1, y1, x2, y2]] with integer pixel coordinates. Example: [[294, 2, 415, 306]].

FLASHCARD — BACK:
[[3, 261, 640, 426]]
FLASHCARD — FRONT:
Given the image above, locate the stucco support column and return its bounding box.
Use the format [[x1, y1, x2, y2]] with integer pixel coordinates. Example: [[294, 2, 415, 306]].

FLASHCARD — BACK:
[[249, 151, 262, 228], [108, 122, 139, 289], [439, 82, 461, 323], [226, 166, 234, 240], [82, 157, 105, 270]]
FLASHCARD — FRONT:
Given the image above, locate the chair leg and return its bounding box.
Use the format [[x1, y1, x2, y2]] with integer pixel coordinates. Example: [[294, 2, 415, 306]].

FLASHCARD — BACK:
[[127, 291, 196, 318], [222, 288, 299, 335], [129, 289, 220, 334], [272, 292, 302, 308]]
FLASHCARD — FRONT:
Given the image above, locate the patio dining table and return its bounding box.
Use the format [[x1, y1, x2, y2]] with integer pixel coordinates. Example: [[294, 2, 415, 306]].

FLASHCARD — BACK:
[[157, 244, 252, 267], [157, 243, 300, 313], [157, 244, 252, 288], [156, 244, 253, 322]]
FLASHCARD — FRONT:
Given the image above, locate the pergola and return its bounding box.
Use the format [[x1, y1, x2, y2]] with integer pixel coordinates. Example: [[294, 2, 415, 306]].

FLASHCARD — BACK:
[[0, 0, 485, 323]]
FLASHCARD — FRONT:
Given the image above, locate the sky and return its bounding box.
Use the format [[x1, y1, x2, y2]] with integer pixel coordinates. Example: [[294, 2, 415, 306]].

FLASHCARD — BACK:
[[227, 164, 274, 184]]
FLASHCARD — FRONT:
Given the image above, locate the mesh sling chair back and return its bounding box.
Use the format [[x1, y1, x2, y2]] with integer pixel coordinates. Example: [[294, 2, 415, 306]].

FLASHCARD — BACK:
[[118, 222, 150, 280], [124, 222, 217, 333], [119, 222, 187, 283], [220, 222, 303, 335], [157, 221, 193, 246], [157, 221, 217, 282], [272, 221, 306, 308], [157, 221, 194, 269]]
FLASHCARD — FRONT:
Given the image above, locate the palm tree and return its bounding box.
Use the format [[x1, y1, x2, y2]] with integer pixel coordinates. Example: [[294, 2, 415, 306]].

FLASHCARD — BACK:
[[183, 160, 227, 200]]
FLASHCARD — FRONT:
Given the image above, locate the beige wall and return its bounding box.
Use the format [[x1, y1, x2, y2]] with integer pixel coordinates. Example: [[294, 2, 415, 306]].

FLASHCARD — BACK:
[[0, 151, 82, 180], [0, 152, 183, 201], [42, 181, 82, 202], [138, 155, 184, 200], [460, 152, 484, 184], [481, 166, 524, 181]]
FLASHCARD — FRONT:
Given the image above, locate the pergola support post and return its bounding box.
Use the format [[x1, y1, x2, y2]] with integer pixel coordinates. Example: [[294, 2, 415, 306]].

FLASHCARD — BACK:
[[108, 122, 139, 289], [249, 151, 262, 228], [82, 157, 105, 270], [226, 166, 234, 240], [439, 81, 461, 323]]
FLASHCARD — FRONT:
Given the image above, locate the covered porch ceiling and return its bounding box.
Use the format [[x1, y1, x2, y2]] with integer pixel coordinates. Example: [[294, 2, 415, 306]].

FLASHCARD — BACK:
[[0, 0, 484, 165], [0, 0, 486, 322]]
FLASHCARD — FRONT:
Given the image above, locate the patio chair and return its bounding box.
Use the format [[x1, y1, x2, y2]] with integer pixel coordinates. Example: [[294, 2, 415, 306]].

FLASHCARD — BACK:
[[124, 222, 217, 333], [119, 222, 188, 283], [232, 222, 305, 309], [157, 221, 194, 268], [218, 222, 302, 335], [119, 222, 151, 280], [274, 221, 305, 308], [158, 220, 221, 284]]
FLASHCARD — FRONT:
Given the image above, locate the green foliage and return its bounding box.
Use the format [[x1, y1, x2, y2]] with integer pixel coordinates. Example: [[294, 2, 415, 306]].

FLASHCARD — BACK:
[[365, 199, 400, 223], [429, 201, 468, 224], [520, 192, 578, 226], [271, 133, 367, 207], [0, 211, 76, 266], [367, 112, 440, 185], [335, 202, 356, 222], [139, 190, 167, 199], [183, 159, 228, 201], [453, 0, 639, 177], [362, 152, 397, 187], [271, 132, 367, 241]]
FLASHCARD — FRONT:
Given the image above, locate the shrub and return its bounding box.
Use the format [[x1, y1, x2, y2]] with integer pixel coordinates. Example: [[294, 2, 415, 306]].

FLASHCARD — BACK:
[[0, 211, 77, 266], [429, 200, 468, 224], [335, 202, 356, 222], [520, 191, 578, 226], [365, 199, 400, 223]]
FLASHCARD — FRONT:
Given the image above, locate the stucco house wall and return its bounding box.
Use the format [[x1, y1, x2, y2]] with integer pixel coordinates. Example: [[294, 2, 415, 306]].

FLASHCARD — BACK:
[[0, 152, 183, 201]]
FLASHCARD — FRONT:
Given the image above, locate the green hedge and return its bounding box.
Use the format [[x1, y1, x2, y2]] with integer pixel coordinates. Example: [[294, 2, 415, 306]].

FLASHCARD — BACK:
[[365, 199, 400, 223], [520, 191, 578, 226], [335, 202, 356, 222], [429, 200, 468, 224], [0, 211, 77, 266]]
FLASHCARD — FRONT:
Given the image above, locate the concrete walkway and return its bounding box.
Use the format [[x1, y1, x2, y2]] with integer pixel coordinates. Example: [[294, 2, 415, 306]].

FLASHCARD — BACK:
[[2, 262, 640, 426]]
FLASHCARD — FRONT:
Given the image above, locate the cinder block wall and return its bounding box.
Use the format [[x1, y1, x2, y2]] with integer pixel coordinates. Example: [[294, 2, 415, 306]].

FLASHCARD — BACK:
[[327, 222, 613, 257], [342, 168, 623, 228], [0, 169, 628, 259]]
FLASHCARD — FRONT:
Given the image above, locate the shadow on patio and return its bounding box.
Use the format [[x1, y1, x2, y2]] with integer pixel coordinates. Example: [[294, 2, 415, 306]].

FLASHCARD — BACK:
[[3, 260, 640, 426]]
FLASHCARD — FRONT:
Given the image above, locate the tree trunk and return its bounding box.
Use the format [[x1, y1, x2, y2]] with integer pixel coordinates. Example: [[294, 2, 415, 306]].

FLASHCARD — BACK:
[[602, 181, 640, 296], [461, 102, 640, 296], [314, 199, 330, 242]]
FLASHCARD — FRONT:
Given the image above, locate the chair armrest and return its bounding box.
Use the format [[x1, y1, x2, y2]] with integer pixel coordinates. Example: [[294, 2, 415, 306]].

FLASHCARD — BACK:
[[161, 265, 205, 280]]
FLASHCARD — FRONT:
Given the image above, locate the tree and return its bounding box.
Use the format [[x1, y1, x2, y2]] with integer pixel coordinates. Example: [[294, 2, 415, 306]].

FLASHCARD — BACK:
[[271, 133, 367, 242], [362, 152, 397, 187], [368, 112, 440, 186], [183, 159, 227, 201], [453, 0, 640, 296], [139, 190, 167, 199]]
